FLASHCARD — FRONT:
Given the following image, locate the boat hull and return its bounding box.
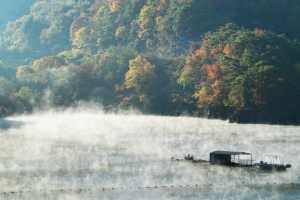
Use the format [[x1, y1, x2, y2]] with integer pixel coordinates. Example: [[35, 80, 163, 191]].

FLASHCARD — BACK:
[[256, 164, 287, 170]]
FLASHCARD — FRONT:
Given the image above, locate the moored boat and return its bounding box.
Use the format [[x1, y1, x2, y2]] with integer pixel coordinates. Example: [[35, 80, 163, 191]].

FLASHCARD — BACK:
[[256, 155, 291, 170]]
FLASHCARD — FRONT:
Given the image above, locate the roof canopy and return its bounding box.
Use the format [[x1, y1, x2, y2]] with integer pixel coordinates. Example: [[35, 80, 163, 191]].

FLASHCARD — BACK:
[[210, 151, 252, 155]]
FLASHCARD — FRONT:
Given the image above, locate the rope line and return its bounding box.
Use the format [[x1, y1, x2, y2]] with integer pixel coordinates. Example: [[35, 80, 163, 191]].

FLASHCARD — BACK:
[[1, 182, 299, 195]]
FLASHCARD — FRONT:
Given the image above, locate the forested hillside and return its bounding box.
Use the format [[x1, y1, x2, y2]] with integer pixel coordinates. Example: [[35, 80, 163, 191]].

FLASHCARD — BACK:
[[0, 0, 300, 124]]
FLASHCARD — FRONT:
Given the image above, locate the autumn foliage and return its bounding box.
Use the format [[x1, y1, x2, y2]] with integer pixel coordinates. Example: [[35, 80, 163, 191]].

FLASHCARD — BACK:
[[1, 0, 300, 124], [179, 23, 300, 123]]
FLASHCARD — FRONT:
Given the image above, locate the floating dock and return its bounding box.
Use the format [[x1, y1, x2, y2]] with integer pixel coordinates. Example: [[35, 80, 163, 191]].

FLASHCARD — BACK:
[[172, 151, 291, 170], [210, 151, 255, 167]]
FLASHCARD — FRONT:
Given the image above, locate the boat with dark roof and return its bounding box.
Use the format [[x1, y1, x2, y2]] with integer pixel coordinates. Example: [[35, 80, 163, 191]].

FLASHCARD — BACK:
[[210, 150, 255, 167]]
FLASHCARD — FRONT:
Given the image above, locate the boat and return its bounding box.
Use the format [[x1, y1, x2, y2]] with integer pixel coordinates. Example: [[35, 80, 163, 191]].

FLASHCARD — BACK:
[[171, 157, 183, 161], [184, 154, 209, 163], [256, 155, 291, 170], [171, 155, 209, 163]]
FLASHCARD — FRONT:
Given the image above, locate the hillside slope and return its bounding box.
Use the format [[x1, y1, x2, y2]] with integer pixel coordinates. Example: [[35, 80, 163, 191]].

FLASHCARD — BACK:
[[0, 0, 300, 124]]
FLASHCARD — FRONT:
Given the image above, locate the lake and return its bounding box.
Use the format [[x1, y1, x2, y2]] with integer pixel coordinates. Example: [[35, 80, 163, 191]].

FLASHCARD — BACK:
[[1, 107, 300, 199]]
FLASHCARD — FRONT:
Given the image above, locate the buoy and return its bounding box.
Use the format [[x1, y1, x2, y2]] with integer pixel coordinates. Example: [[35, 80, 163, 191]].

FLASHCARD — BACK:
[[112, 188, 114, 190], [195, 184, 198, 186], [103, 188, 105, 190], [242, 182, 244, 184]]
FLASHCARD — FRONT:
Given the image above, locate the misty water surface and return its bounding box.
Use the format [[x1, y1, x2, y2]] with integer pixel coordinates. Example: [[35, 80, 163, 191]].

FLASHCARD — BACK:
[[0, 107, 300, 199]]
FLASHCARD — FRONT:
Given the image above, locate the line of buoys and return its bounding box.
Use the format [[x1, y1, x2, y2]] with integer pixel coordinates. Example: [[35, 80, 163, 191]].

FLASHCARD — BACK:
[[1, 182, 299, 195]]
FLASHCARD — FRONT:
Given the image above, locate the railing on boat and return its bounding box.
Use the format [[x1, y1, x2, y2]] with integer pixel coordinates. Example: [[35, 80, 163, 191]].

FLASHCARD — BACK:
[[231, 159, 255, 166]]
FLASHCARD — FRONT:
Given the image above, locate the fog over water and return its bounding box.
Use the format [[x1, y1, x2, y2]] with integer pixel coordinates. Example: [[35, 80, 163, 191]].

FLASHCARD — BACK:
[[1, 106, 300, 199]]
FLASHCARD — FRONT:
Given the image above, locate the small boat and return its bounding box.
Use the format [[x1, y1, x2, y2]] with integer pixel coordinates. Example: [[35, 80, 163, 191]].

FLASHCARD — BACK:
[[256, 155, 291, 170], [184, 154, 194, 161], [171, 157, 183, 161], [171, 155, 209, 163]]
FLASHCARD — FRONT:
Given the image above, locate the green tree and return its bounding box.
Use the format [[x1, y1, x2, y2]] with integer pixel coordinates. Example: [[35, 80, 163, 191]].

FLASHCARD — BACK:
[[0, 77, 16, 96], [95, 46, 137, 85], [17, 86, 35, 101]]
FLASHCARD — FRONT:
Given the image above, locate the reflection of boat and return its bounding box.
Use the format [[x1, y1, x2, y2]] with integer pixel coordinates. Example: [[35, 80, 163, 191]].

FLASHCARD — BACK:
[[256, 155, 291, 170]]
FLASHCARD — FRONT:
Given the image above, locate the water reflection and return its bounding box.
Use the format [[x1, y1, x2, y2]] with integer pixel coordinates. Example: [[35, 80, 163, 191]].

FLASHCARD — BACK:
[[0, 111, 299, 199]]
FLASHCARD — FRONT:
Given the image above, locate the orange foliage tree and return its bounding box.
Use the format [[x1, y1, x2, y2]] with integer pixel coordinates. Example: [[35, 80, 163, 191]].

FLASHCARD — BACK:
[[179, 23, 300, 122]]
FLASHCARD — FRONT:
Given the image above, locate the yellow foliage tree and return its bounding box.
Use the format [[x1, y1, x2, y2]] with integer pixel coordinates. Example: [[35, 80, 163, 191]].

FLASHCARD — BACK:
[[125, 55, 157, 91], [32, 56, 64, 85], [72, 27, 90, 49], [16, 66, 35, 83]]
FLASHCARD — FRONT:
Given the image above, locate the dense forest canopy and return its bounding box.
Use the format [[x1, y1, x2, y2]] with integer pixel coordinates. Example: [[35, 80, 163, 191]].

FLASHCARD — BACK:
[[0, 0, 300, 124]]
